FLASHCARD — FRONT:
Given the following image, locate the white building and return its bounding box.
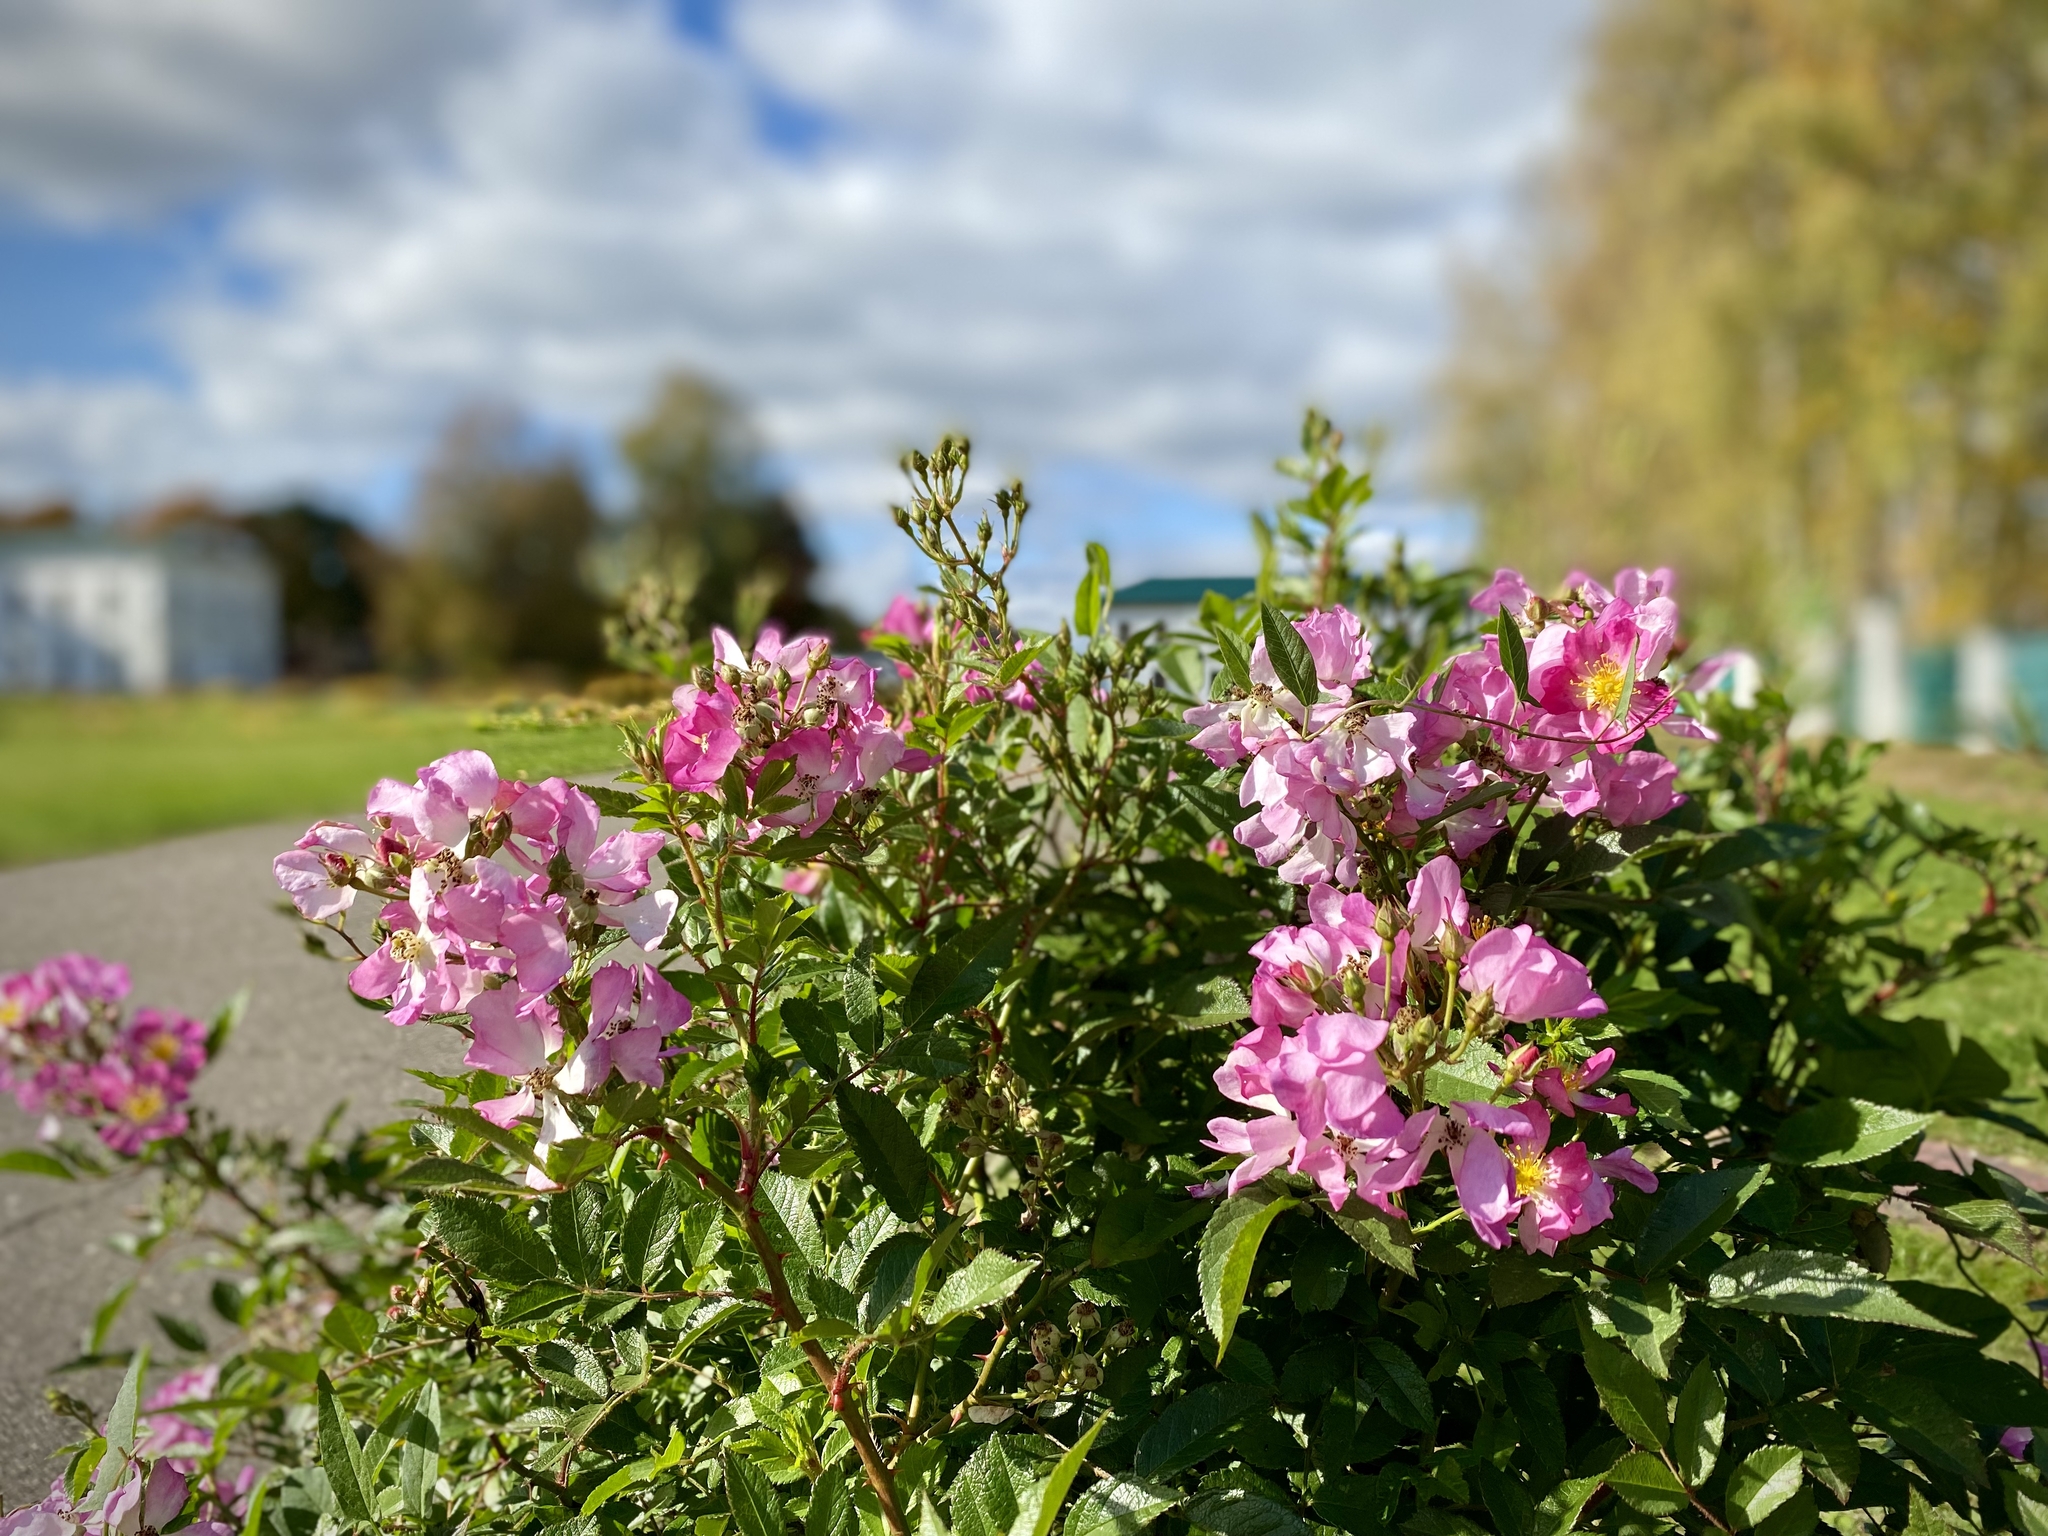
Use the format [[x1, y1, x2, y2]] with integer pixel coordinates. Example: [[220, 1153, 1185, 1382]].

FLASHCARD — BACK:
[[0, 528, 281, 692]]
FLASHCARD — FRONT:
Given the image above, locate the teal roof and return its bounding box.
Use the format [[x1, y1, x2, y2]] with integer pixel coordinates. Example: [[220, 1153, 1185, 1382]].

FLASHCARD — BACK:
[[1114, 576, 1256, 605]]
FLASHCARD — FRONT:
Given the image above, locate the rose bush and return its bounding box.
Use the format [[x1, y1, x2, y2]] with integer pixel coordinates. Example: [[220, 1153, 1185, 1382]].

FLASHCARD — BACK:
[[11, 416, 2048, 1535]]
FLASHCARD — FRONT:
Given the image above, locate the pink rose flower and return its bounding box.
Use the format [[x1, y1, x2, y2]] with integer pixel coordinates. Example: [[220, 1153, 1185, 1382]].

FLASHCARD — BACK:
[[1460, 924, 1605, 1022]]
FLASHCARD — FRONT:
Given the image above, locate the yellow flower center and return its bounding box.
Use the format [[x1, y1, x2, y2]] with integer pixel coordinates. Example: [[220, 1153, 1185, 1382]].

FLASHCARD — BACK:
[[1510, 1147, 1553, 1199], [1574, 654, 1628, 715], [389, 930, 428, 965], [122, 1086, 167, 1124], [0, 998, 24, 1031], [145, 1033, 181, 1062]]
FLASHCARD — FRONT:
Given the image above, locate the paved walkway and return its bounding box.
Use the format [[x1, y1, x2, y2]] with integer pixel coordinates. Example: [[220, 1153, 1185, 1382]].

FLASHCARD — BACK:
[[0, 822, 462, 1504]]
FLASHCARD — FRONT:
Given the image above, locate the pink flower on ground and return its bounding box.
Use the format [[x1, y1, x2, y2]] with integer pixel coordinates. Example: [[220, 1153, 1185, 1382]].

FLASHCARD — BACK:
[[1591, 751, 1685, 826], [1532, 1048, 1635, 1117], [557, 964, 690, 1095], [88, 1058, 188, 1154], [662, 682, 742, 793], [1460, 924, 1605, 1022]]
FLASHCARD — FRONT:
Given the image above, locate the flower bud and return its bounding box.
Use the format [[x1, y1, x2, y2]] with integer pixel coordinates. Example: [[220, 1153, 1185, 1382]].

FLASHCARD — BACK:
[[801, 705, 825, 728], [1030, 1322, 1064, 1363], [693, 665, 716, 690], [1465, 988, 1496, 1033], [1375, 904, 1399, 942], [1069, 1354, 1103, 1392], [1104, 1318, 1137, 1350], [1067, 1300, 1101, 1335], [1439, 925, 1469, 962], [1023, 1363, 1059, 1397]]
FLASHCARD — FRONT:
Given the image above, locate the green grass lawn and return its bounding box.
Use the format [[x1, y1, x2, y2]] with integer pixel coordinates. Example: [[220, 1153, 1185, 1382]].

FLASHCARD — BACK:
[[0, 689, 634, 866]]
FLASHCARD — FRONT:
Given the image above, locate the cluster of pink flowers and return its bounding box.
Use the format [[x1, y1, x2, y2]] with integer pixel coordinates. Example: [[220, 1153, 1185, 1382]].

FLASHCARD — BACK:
[[1192, 569, 1683, 1253], [1200, 859, 1656, 1253], [664, 624, 936, 829], [0, 955, 207, 1155], [1189, 569, 1712, 885], [2, 1369, 245, 1536], [275, 751, 692, 1188], [866, 596, 1041, 708]]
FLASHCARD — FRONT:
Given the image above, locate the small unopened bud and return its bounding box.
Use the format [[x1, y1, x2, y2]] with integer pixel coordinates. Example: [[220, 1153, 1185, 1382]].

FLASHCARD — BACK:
[[1499, 1038, 1542, 1084], [1465, 988, 1496, 1032], [1067, 1300, 1101, 1335], [800, 704, 825, 727], [385, 1306, 406, 1322], [1069, 1354, 1103, 1392], [1023, 1363, 1059, 1397], [693, 665, 716, 690], [752, 701, 778, 726], [1030, 1322, 1064, 1363], [1375, 904, 1399, 942], [1037, 1132, 1064, 1160], [770, 666, 792, 693], [1105, 1318, 1137, 1350], [1340, 964, 1371, 1013], [1439, 925, 1469, 961]]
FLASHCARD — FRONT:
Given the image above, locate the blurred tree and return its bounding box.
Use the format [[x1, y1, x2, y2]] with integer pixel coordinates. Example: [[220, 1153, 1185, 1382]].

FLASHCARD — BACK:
[[1438, 0, 2048, 656], [599, 374, 848, 674], [239, 502, 386, 677], [380, 408, 607, 681]]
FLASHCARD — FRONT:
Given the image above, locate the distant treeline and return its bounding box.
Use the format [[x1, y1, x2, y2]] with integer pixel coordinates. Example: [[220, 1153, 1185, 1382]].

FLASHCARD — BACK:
[[0, 374, 847, 686]]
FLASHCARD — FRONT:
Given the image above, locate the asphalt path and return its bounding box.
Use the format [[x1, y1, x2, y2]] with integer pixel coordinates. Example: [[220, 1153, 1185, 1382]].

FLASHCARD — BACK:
[[0, 822, 462, 1504]]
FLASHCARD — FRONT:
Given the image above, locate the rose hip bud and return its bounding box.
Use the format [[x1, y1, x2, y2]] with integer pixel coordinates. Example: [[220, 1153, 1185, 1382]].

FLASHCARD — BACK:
[[390, 1285, 409, 1303], [1105, 1318, 1137, 1350], [1030, 1322, 1064, 1363], [385, 1306, 406, 1322], [1067, 1300, 1101, 1335], [1023, 1363, 1058, 1397], [1375, 903, 1399, 941], [1069, 1354, 1103, 1392]]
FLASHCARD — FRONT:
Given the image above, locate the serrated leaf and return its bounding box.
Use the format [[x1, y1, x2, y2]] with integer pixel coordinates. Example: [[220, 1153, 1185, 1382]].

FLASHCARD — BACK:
[[1603, 1451, 1687, 1517], [723, 1451, 786, 1536], [393, 1156, 518, 1192], [622, 1172, 685, 1288], [428, 1195, 559, 1284], [1008, 1414, 1106, 1536], [1725, 1445, 1803, 1530], [1211, 627, 1253, 694], [904, 912, 1023, 1031], [1181, 1491, 1306, 1536], [809, 1469, 856, 1536], [399, 1380, 440, 1521], [1259, 603, 1319, 716], [1587, 1279, 1686, 1378], [1133, 1382, 1265, 1480], [317, 1371, 377, 1525], [320, 1302, 377, 1356], [1496, 607, 1531, 705], [1583, 1335, 1668, 1449], [842, 968, 882, 1053], [758, 1170, 827, 1271], [1632, 1162, 1771, 1275], [1773, 1098, 1931, 1167], [1065, 1477, 1178, 1536], [1771, 1401, 1859, 1504], [834, 1083, 933, 1221], [549, 1183, 606, 1288], [2006, 1472, 2048, 1536], [1923, 1198, 2038, 1269], [1198, 1192, 1297, 1363], [1359, 1339, 1434, 1434], [1845, 1373, 1985, 1486], [534, 1339, 608, 1400], [422, 1103, 546, 1170], [1705, 1250, 1967, 1334], [779, 996, 845, 1079], [929, 1250, 1036, 1324], [1671, 1362, 1725, 1486], [156, 1312, 208, 1353]]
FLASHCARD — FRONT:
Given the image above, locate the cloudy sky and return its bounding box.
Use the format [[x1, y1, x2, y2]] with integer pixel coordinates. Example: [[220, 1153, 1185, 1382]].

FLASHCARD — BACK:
[[0, 0, 1593, 616]]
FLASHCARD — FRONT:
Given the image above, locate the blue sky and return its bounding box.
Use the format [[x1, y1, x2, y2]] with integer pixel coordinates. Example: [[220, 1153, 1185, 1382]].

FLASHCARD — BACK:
[[0, 0, 1590, 617]]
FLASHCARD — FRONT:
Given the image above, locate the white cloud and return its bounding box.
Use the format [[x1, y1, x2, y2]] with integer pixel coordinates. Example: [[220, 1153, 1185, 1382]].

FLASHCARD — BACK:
[[0, 0, 1592, 611]]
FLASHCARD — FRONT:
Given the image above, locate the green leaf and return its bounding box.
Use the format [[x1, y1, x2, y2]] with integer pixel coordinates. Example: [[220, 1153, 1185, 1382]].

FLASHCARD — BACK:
[[809, 1468, 856, 1536], [0, 1147, 74, 1178], [1771, 1401, 1859, 1504], [1258, 602, 1319, 713], [1181, 1491, 1307, 1536], [1065, 1477, 1178, 1536], [392, 1156, 518, 1192], [621, 1172, 686, 1288], [834, 1083, 934, 1221], [1531, 1475, 1603, 1536], [399, 1380, 441, 1521], [1772, 1098, 1932, 1167], [1705, 1250, 1968, 1334], [1586, 1278, 1686, 1378], [1132, 1382, 1266, 1480], [928, 1250, 1036, 1324], [1165, 971, 1250, 1026], [1358, 1339, 1434, 1434], [549, 1183, 607, 1288], [1582, 1336, 1669, 1449], [1603, 1451, 1687, 1517], [779, 995, 845, 1079], [1923, 1197, 2038, 1269], [1496, 607, 1532, 704], [422, 1103, 546, 1170], [89, 1278, 136, 1356], [842, 968, 882, 1053], [2005, 1471, 2048, 1536], [904, 912, 1023, 1030], [1326, 1201, 1416, 1276], [1504, 1366, 1566, 1479], [1197, 1192, 1298, 1363], [320, 1302, 377, 1356], [1211, 626, 1253, 694], [1632, 1162, 1771, 1275], [1007, 1413, 1106, 1536], [102, 1344, 147, 1461], [723, 1451, 787, 1536], [155, 1312, 208, 1353], [1075, 542, 1112, 637], [1671, 1362, 1725, 1487], [758, 1170, 827, 1271], [575, 781, 644, 818], [1844, 1374, 1986, 1486], [534, 1339, 608, 1400], [1725, 1445, 1803, 1530], [316, 1371, 377, 1526], [428, 1195, 559, 1285]]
